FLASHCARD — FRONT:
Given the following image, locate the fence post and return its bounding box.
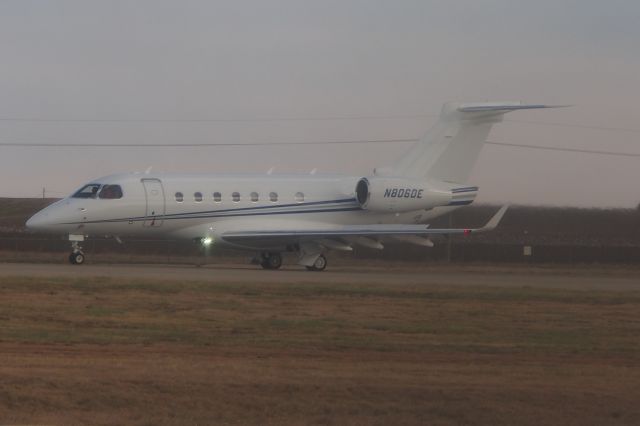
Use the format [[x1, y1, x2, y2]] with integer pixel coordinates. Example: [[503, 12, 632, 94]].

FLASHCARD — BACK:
[[445, 212, 453, 262]]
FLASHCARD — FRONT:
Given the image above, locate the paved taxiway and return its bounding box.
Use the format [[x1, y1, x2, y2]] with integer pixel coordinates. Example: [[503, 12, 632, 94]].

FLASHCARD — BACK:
[[1, 262, 638, 291]]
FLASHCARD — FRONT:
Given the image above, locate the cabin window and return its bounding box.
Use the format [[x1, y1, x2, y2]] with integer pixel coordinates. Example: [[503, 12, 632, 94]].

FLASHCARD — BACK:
[[98, 185, 123, 199], [294, 192, 304, 203], [269, 192, 278, 202], [72, 184, 101, 199], [232, 192, 240, 202], [175, 192, 184, 202], [213, 192, 222, 202], [194, 192, 203, 202], [250, 192, 259, 202]]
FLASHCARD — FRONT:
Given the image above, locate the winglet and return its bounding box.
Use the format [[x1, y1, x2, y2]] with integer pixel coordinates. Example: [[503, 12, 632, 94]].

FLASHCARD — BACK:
[[475, 205, 509, 233]]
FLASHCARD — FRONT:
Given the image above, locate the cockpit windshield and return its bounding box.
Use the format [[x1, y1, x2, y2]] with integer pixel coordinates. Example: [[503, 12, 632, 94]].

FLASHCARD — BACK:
[[72, 184, 101, 199], [71, 183, 124, 199], [99, 185, 123, 199]]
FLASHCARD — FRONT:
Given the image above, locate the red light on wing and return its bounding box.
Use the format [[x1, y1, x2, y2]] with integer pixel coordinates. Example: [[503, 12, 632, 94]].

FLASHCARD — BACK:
[[463, 229, 472, 235]]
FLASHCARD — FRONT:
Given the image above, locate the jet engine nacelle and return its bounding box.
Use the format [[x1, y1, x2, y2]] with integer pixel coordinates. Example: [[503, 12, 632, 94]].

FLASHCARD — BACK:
[[355, 177, 458, 212]]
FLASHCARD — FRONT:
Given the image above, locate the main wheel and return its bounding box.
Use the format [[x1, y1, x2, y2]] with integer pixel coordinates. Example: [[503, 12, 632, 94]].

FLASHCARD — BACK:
[[69, 252, 85, 265], [261, 253, 282, 270], [306, 255, 327, 272]]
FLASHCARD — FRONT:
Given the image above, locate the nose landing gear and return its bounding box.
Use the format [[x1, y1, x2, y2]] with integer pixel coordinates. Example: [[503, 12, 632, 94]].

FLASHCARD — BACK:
[[68, 235, 86, 265]]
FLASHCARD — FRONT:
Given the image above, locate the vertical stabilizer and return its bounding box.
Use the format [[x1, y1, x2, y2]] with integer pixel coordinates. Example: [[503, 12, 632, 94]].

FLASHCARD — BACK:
[[388, 102, 557, 183]]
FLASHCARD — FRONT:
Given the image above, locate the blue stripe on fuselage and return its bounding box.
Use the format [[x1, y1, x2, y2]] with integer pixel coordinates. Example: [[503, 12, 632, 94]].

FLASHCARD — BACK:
[[447, 200, 474, 206], [451, 187, 478, 194], [127, 197, 358, 221], [61, 203, 362, 225]]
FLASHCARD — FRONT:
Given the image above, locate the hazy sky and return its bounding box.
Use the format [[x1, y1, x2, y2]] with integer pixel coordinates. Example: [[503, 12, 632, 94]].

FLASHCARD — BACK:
[[1, 1, 639, 207]]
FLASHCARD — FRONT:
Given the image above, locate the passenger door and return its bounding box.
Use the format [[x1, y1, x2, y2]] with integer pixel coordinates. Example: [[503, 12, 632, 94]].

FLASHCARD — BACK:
[[141, 179, 165, 227]]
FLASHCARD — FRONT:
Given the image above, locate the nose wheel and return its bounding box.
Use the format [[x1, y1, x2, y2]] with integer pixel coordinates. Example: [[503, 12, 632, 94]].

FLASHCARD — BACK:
[[69, 251, 85, 265], [68, 239, 85, 265]]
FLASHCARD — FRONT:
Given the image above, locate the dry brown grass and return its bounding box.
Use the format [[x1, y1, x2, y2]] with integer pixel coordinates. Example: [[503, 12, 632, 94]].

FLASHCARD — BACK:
[[1, 275, 639, 425]]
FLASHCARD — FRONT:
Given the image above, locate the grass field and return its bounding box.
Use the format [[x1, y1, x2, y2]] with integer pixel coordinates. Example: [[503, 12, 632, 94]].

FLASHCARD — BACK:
[[1, 273, 639, 425]]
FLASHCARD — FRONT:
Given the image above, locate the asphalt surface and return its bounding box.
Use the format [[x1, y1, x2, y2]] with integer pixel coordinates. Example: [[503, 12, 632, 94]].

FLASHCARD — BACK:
[[1, 262, 638, 291]]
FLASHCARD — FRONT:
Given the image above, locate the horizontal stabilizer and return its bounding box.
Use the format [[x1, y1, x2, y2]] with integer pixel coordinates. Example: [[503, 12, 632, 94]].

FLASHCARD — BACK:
[[457, 103, 568, 114]]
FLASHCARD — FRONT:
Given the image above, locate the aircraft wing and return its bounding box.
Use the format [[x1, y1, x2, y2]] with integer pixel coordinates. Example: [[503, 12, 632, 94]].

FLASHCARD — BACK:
[[221, 206, 508, 246]]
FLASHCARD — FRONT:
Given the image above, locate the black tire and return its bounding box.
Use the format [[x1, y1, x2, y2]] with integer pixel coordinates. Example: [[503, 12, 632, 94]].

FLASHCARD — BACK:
[[267, 253, 282, 270], [313, 255, 327, 271], [261, 253, 282, 270], [70, 252, 85, 265], [306, 255, 327, 272]]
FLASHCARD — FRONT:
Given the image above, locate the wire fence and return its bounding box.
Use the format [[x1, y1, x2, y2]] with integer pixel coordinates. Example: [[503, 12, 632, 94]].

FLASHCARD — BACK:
[[1, 235, 639, 265]]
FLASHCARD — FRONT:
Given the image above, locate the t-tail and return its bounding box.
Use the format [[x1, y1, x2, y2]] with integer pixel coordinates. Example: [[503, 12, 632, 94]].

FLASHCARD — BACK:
[[386, 101, 563, 183], [355, 102, 562, 213]]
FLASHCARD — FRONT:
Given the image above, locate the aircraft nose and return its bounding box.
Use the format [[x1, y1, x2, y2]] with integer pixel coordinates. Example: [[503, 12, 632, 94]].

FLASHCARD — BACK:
[[26, 211, 50, 231]]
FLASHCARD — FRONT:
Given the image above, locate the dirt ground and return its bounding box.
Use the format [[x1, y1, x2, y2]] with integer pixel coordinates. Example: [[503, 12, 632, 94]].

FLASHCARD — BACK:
[[0, 264, 639, 425]]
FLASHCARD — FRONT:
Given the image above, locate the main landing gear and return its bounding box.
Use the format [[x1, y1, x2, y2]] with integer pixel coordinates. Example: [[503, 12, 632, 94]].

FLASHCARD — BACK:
[[305, 254, 327, 272], [260, 252, 283, 270], [258, 252, 327, 271]]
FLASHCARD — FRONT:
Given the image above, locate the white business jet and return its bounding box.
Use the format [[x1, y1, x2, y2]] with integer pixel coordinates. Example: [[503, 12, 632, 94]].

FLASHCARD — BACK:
[[26, 102, 556, 270]]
